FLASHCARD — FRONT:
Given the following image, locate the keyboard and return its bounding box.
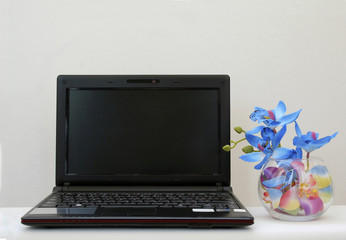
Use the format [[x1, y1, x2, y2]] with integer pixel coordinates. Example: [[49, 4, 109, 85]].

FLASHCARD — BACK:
[[40, 192, 240, 210]]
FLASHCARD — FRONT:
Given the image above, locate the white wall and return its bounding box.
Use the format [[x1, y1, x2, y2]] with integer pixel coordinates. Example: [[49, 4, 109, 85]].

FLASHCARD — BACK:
[[0, 0, 345, 207]]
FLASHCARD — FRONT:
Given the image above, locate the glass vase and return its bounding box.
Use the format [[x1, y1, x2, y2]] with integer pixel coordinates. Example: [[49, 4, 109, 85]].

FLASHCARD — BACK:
[[258, 157, 333, 221]]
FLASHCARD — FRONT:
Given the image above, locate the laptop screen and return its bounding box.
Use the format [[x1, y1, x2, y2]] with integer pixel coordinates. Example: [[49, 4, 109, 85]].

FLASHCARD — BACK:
[[67, 88, 220, 176], [56, 75, 230, 186]]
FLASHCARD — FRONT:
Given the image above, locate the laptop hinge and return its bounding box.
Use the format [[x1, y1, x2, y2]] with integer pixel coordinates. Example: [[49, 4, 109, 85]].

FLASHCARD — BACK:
[[216, 183, 223, 191], [63, 182, 70, 191]]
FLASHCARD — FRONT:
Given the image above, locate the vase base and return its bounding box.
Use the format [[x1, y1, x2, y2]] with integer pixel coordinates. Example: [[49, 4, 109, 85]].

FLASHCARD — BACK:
[[269, 210, 323, 221]]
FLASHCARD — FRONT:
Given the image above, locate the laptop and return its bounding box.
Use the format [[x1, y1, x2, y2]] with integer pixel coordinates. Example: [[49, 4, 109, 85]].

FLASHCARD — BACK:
[[21, 75, 254, 227]]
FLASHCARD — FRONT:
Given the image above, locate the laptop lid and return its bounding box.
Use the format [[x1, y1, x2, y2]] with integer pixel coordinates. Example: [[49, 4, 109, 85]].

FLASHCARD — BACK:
[[56, 75, 230, 187]]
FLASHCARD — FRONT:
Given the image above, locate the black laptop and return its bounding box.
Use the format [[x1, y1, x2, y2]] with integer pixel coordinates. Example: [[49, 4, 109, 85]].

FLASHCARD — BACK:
[[21, 75, 254, 227]]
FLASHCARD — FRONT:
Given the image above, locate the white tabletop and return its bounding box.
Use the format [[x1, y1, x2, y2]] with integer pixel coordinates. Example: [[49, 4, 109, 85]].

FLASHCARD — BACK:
[[1, 206, 346, 240]]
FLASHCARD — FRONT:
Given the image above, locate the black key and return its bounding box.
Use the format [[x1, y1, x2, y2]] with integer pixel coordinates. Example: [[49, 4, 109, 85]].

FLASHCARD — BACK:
[[175, 204, 188, 208], [124, 203, 136, 206], [190, 204, 202, 208], [57, 203, 69, 208], [100, 203, 123, 207], [83, 203, 96, 208]]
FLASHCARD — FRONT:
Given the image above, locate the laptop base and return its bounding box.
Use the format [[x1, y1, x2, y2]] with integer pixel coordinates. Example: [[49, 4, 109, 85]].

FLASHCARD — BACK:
[[22, 187, 254, 228]]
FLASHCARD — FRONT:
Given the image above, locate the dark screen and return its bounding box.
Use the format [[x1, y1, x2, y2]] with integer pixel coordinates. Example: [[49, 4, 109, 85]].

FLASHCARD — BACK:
[[67, 89, 220, 176]]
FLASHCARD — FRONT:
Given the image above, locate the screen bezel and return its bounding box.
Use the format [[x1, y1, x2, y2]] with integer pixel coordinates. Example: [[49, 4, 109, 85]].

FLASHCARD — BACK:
[[56, 75, 230, 186]]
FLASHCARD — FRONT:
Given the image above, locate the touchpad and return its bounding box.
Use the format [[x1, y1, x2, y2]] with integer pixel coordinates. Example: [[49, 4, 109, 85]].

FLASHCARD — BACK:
[[96, 207, 156, 216]]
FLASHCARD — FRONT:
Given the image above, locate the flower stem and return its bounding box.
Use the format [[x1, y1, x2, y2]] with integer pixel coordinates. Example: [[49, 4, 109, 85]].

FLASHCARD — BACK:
[[306, 152, 310, 172], [230, 138, 246, 149]]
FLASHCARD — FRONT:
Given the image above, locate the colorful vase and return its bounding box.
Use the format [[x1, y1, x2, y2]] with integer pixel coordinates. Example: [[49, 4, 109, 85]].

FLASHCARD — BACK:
[[258, 157, 333, 221]]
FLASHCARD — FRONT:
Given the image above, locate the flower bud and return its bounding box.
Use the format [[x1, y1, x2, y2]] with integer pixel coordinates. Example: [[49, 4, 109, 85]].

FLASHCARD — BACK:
[[222, 145, 232, 152], [242, 145, 254, 153], [234, 127, 243, 134]]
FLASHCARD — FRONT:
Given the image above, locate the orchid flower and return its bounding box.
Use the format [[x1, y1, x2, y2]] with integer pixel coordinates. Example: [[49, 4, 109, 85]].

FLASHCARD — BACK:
[[289, 147, 303, 160], [293, 122, 338, 154], [248, 101, 302, 132], [239, 125, 293, 170]]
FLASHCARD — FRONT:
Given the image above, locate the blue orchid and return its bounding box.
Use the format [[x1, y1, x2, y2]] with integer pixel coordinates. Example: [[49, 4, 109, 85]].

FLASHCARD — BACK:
[[239, 125, 293, 170], [288, 147, 303, 160], [249, 101, 302, 130], [293, 122, 338, 154], [247, 126, 276, 139]]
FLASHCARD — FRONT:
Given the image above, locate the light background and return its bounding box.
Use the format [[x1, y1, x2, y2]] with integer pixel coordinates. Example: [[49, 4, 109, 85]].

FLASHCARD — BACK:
[[0, 0, 345, 207]]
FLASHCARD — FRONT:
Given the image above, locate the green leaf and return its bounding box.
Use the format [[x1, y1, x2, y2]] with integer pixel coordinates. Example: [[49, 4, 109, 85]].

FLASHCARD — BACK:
[[234, 127, 244, 134], [222, 145, 232, 152], [242, 145, 254, 153]]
